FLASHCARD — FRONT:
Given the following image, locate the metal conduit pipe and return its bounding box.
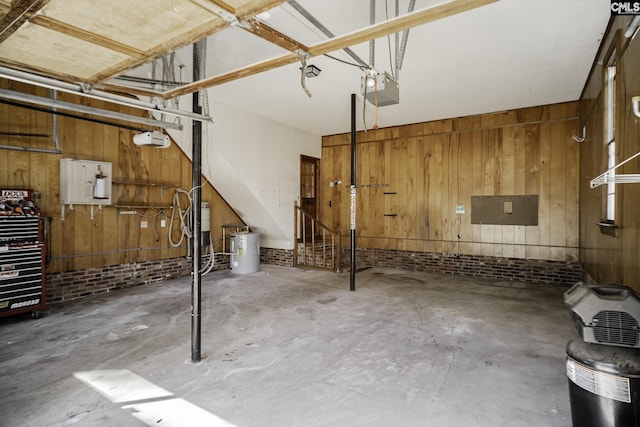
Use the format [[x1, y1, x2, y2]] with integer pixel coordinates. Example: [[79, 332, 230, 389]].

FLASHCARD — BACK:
[[286, 0, 368, 67], [0, 66, 212, 122], [0, 88, 183, 131], [50, 89, 60, 152], [369, 0, 376, 67], [396, 0, 416, 78]]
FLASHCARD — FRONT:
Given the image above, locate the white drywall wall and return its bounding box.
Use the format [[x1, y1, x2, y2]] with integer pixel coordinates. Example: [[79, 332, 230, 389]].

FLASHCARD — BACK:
[[167, 99, 321, 250]]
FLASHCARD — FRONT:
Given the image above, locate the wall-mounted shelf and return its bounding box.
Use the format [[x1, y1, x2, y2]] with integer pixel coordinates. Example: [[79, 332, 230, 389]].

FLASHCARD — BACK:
[[112, 180, 173, 187], [114, 205, 172, 211], [112, 181, 176, 198]]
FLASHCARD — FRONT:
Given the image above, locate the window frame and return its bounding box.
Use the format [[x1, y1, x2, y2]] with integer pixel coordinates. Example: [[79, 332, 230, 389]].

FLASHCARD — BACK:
[[599, 41, 620, 237]]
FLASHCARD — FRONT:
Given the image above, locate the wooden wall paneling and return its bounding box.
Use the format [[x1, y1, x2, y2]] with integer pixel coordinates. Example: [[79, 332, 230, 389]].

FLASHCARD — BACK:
[[372, 140, 386, 246], [338, 144, 350, 235], [407, 137, 425, 244], [69, 100, 94, 270], [374, 139, 388, 247], [119, 129, 139, 265], [513, 124, 527, 258], [620, 36, 640, 286], [548, 120, 567, 261], [442, 134, 455, 253], [390, 139, 408, 243], [565, 118, 580, 261], [535, 120, 550, 260], [90, 103, 107, 269], [319, 146, 331, 229], [405, 137, 418, 250], [524, 123, 540, 258], [493, 128, 504, 256], [427, 135, 443, 251], [383, 139, 392, 242], [501, 125, 516, 258], [100, 125, 119, 266], [470, 130, 482, 254], [480, 130, 495, 257], [0, 81, 244, 275], [164, 141, 182, 259], [357, 141, 370, 237], [73, 94, 94, 159], [457, 130, 474, 255]]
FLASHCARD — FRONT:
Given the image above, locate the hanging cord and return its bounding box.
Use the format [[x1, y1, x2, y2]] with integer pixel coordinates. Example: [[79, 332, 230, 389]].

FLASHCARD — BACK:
[[169, 188, 193, 248], [168, 188, 215, 275], [362, 78, 369, 131], [299, 52, 313, 98], [373, 76, 379, 130]]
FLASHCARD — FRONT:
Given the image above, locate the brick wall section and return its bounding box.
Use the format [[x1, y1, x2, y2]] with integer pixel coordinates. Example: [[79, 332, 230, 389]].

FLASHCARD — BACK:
[[46, 254, 230, 303], [260, 247, 294, 267], [262, 245, 581, 286], [46, 247, 581, 303], [346, 248, 582, 286]]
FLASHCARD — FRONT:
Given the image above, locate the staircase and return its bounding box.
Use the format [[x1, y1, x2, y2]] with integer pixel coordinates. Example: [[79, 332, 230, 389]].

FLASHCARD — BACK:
[[294, 203, 341, 272]]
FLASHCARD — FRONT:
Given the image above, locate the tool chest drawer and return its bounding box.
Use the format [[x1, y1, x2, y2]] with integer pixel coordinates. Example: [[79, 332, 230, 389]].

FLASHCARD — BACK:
[[0, 216, 41, 243], [0, 244, 45, 318]]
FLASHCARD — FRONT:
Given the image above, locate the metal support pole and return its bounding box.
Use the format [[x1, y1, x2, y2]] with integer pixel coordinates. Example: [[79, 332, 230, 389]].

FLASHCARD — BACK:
[[191, 41, 204, 364], [350, 93, 357, 292]]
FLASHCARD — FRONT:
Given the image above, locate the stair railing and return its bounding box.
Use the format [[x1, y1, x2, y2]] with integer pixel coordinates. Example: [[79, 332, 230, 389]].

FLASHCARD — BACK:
[[294, 201, 341, 272]]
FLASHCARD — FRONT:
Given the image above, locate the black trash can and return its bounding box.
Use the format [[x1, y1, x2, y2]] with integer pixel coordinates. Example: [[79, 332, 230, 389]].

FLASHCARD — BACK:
[[566, 339, 640, 427]]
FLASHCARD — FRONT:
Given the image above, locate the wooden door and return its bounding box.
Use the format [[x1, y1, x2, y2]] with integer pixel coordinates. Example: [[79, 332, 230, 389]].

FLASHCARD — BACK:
[[300, 155, 320, 240]]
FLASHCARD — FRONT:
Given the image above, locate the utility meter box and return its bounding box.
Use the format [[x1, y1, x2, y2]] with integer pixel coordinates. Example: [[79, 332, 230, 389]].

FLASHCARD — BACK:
[[60, 158, 112, 206]]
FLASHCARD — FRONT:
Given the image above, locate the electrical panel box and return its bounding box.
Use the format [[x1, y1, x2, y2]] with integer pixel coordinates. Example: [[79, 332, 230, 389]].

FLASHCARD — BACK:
[[60, 158, 112, 206]]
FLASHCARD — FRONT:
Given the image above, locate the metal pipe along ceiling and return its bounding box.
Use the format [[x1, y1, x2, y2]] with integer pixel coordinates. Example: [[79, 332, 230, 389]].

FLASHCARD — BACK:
[[0, 88, 183, 131], [0, 66, 211, 122], [286, 0, 368, 68]]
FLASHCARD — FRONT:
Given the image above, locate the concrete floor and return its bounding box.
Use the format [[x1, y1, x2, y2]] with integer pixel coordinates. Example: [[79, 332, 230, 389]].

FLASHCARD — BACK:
[[0, 266, 577, 427]]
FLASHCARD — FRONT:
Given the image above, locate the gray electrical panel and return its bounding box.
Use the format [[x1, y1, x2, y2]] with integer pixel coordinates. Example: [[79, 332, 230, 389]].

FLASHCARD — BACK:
[[471, 195, 538, 226]]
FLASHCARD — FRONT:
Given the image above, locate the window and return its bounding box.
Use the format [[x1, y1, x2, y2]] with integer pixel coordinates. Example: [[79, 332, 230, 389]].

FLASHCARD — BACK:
[[604, 57, 617, 224]]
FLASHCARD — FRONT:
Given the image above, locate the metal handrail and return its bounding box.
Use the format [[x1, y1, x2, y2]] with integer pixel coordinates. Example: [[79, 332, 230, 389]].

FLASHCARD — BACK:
[[294, 202, 341, 272]]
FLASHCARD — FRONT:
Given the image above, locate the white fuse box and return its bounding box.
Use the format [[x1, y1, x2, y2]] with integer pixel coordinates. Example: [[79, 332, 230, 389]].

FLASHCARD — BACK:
[[60, 158, 112, 220]]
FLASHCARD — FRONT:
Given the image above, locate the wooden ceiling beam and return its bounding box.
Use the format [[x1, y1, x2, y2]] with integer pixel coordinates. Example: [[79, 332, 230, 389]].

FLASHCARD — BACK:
[[188, 0, 284, 22], [240, 18, 309, 52], [90, 18, 229, 83], [167, 52, 298, 97], [308, 0, 499, 57], [164, 0, 499, 99], [0, 0, 48, 44], [234, 0, 285, 21], [30, 15, 145, 59], [95, 82, 168, 99]]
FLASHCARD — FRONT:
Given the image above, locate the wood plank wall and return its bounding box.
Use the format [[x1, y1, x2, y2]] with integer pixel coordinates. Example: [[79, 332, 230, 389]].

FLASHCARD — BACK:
[[579, 19, 640, 290], [321, 102, 579, 262], [0, 79, 242, 273]]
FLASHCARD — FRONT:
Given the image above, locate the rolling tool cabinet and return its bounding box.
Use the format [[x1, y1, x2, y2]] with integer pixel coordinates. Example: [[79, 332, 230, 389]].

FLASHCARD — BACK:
[[0, 211, 46, 319]]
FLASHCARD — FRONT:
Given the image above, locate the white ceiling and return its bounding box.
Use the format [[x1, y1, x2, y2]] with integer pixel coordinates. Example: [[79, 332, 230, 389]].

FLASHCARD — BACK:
[[200, 0, 610, 136], [0, 0, 611, 137]]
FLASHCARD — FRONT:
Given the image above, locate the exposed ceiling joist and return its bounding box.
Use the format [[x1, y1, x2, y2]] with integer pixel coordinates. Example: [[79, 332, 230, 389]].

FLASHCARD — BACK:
[[241, 18, 309, 52], [0, 0, 48, 43], [165, 0, 499, 98], [29, 15, 145, 58]]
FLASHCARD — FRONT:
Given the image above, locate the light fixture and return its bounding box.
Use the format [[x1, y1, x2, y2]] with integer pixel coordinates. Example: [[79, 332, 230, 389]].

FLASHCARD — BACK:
[[303, 64, 321, 78]]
